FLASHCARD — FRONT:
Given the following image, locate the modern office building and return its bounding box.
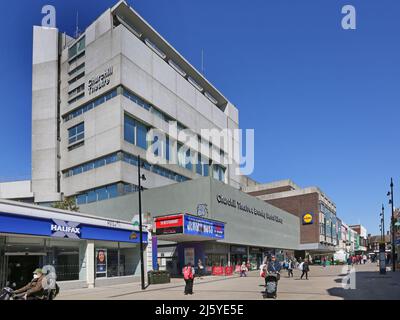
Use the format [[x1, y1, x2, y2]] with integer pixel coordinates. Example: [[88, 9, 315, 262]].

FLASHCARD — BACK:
[[2, 0, 242, 205], [244, 179, 342, 261]]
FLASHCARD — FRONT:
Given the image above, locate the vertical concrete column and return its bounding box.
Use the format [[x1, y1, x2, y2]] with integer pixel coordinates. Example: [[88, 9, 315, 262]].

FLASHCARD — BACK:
[[86, 241, 95, 288], [227, 245, 231, 267]]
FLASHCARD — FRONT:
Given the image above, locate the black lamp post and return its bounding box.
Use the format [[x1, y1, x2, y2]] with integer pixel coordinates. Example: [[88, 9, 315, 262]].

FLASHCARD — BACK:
[[380, 205, 385, 244], [138, 155, 146, 290], [387, 178, 396, 272]]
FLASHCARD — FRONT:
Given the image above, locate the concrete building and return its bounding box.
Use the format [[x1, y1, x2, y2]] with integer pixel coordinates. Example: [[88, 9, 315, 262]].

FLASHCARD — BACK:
[[3, 0, 242, 205], [80, 177, 300, 274], [244, 179, 341, 262]]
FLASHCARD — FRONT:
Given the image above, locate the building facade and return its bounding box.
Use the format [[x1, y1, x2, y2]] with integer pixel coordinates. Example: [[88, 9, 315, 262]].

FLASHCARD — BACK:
[[79, 177, 300, 274], [27, 0, 242, 205], [244, 180, 342, 262], [0, 199, 150, 290]]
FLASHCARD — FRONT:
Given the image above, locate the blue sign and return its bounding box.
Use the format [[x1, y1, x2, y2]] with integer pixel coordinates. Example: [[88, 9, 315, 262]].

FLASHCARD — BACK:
[[0, 212, 147, 244], [183, 215, 224, 239]]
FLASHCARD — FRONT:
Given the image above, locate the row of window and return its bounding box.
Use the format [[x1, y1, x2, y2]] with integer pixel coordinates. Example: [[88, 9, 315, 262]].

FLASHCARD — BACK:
[[63, 151, 190, 183], [64, 85, 227, 162], [76, 182, 140, 205], [64, 88, 118, 122], [124, 114, 226, 181]]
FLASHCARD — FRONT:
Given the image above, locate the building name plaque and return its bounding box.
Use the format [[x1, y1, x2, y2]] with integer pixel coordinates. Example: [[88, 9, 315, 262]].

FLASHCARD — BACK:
[[216, 194, 283, 224]]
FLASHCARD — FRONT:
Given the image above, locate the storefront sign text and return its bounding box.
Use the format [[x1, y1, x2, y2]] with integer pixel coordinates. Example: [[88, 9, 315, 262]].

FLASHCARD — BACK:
[[216, 195, 283, 224], [51, 220, 81, 239]]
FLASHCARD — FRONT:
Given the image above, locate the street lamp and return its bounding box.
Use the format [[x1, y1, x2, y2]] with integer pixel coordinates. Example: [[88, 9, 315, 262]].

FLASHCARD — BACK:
[[380, 205, 385, 244], [138, 155, 147, 290], [387, 178, 396, 272]]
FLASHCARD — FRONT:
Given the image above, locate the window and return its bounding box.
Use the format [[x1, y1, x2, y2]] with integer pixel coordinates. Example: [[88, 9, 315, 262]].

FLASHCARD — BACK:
[[68, 123, 84, 145], [213, 165, 226, 182], [69, 63, 85, 76], [196, 153, 209, 177], [68, 84, 85, 98], [68, 36, 86, 60], [124, 114, 149, 150], [137, 121, 148, 149]]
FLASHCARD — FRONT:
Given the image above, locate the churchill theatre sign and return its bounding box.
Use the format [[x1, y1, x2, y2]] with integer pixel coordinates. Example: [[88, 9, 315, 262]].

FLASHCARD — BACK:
[[88, 67, 113, 95], [216, 194, 283, 224]]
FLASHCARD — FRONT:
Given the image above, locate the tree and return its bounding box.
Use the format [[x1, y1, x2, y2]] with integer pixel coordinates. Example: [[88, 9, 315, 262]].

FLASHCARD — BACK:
[[52, 197, 79, 212]]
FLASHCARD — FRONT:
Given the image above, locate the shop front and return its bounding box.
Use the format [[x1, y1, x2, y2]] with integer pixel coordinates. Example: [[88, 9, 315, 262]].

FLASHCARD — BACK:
[[154, 213, 226, 275], [0, 200, 149, 289]]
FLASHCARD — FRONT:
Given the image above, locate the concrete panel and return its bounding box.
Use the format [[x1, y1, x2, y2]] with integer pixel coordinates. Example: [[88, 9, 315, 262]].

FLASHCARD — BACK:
[[152, 53, 177, 93], [151, 80, 178, 120], [32, 26, 60, 203], [121, 56, 153, 105], [0, 181, 33, 199], [33, 26, 58, 65], [225, 102, 239, 125], [121, 27, 152, 75], [176, 73, 196, 108]]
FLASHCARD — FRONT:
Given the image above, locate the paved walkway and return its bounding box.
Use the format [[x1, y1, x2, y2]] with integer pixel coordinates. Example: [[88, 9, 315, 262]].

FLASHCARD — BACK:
[[58, 264, 400, 300]]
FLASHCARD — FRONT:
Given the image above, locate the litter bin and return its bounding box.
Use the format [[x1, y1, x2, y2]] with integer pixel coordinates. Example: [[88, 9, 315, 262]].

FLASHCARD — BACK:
[[148, 271, 171, 285]]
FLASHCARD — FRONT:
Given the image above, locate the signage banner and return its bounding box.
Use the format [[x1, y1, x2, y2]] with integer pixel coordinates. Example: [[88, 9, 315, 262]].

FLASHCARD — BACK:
[[0, 212, 147, 244], [96, 249, 107, 276], [183, 215, 224, 239], [155, 215, 184, 236], [302, 212, 314, 225]]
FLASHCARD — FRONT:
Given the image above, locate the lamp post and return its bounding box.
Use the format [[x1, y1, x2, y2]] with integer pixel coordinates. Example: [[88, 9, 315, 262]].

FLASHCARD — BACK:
[[380, 205, 385, 244], [138, 155, 146, 290], [387, 178, 396, 272]]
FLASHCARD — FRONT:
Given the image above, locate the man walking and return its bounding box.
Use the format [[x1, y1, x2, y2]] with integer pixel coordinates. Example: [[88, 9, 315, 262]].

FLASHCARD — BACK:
[[300, 259, 310, 280], [287, 259, 294, 278]]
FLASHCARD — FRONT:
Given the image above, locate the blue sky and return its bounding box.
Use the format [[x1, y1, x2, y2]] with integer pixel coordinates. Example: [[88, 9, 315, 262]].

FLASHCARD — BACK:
[[0, 0, 399, 234]]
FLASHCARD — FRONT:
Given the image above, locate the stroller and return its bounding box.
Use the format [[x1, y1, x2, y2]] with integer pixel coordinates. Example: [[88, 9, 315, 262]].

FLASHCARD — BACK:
[[264, 272, 279, 299], [0, 287, 14, 300]]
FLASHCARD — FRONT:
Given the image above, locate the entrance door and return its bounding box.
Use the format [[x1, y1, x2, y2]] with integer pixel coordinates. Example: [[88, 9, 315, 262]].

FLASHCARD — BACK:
[[6, 255, 41, 289]]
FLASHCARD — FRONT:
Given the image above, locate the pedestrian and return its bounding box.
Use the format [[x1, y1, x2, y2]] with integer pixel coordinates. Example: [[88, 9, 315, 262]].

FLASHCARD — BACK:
[[246, 260, 251, 272], [300, 259, 310, 280], [197, 259, 205, 279], [322, 257, 326, 268], [183, 263, 194, 295], [240, 262, 248, 277], [347, 256, 352, 271], [287, 259, 294, 278], [363, 254, 367, 265]]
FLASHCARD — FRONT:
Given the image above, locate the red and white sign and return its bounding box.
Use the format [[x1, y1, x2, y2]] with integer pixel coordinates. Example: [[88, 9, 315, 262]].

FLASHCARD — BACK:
[[155, 214, 184, 235]]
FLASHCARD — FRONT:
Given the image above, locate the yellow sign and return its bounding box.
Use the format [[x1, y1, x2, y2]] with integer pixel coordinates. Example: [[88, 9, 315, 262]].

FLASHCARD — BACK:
[[303, 213, 313, 225]]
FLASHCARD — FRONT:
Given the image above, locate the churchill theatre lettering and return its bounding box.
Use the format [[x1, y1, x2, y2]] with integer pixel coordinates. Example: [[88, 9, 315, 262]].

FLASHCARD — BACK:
[[216, 194, 283, 224], [88, 67, 113, 95]]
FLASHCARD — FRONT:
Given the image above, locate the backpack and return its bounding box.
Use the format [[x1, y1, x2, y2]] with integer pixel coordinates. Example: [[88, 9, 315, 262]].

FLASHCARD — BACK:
[[183, 267, 193, 280]]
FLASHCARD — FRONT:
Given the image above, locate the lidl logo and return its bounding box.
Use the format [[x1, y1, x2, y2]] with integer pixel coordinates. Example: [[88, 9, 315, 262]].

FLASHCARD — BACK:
[[303, 213, 313, 225]]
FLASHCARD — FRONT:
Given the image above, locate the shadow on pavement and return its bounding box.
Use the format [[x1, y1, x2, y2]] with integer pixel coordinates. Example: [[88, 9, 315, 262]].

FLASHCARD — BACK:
[[327, 270, 400, 300]]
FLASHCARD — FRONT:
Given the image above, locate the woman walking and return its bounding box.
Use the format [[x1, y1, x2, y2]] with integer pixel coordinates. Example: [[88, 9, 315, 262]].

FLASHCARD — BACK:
[[183, 263, 194, 295]]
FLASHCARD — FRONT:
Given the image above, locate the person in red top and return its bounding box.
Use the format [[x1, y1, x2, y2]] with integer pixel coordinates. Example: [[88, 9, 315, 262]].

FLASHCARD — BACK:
[[183, 263, 194, 295]]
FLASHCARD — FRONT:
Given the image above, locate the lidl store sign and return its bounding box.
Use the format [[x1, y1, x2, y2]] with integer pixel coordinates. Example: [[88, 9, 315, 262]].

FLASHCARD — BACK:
[[302, 212, 314, 225]]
